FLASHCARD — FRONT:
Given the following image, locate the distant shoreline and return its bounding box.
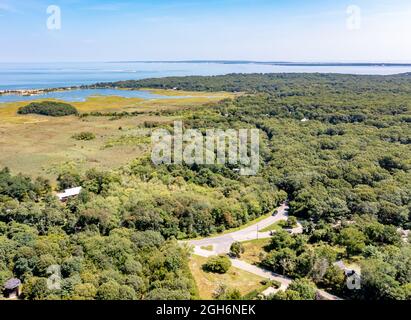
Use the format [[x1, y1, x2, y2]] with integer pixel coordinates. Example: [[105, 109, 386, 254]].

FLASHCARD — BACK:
[[0, 87, 80, 97], [1, 69, 411, 95], [108, 60, 411, 67]]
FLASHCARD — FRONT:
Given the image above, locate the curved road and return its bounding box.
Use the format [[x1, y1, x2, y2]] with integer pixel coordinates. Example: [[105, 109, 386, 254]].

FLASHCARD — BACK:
[[187, 202, 301, 255], [184, 203, 341, 300]]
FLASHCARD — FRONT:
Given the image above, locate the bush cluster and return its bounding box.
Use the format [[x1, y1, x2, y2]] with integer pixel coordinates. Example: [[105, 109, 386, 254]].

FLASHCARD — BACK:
[[203, 256, 232, 274], [72, 132, 96, 141], [18, 101, 78, 117]]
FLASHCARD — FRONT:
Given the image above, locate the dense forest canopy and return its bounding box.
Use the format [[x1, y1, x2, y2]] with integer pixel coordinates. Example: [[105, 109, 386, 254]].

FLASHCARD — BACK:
[[90, 72, 411, 95], [1, 73, 411, 300]]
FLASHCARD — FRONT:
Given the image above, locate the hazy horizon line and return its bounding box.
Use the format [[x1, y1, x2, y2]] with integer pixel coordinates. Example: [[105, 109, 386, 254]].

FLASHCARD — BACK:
[[2, 60, 411, 66]]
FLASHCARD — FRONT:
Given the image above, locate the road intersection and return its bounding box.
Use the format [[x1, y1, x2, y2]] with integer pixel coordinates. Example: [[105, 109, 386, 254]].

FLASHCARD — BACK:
[[184, 203, 340, 300], [187, 203, 302, 255]]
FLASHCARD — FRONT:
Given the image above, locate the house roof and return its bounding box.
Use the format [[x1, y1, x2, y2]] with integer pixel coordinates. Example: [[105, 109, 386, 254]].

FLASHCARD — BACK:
[[57, 187, 82, 200], [333, 261, 360, 276], [4, 278, 21, 290]]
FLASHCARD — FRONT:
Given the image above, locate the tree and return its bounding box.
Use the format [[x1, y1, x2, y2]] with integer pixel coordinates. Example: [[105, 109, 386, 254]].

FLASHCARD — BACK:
[[338, 227, 366, 256], [357, 258, 403, 300], [18, 101, 78, 117], [126, 275, 146, 298], [319, 266, 345, 295], [145, 288, 191, 300], [203, 255, 231, 274], [57, 172, 81, 191], [263, 248, 297, 276], [119, 285, 138, 300], [24, 277, 49, 300], [268, 230, 295, 251], [96, 280, 121, 300], [229, 242, 245, 258], [403, 283, 411, 300], [378, 201, 408, 227], [271, 289, 302, 300], [61, 257, 83, 278], [213, 284, 242, 300], [73, 283, 97, 300], [363, 221, 401, 245], [286, 216, 298, 228], [287, 278, 317, 300], [83, 169, 119, 195], [123, 259, 142, 275]]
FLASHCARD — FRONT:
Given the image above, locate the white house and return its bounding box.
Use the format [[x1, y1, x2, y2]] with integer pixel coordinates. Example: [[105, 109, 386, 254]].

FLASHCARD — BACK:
[[333, 260, 359, 277], [56, 187, 82, 202]]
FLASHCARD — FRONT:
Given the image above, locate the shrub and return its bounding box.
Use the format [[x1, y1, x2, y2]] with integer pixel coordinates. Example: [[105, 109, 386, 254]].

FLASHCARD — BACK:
[[72, 132, 96, 141], [230, 241, 245, 258], [213, 284, 241, 300], [18, 101, 78, 117], [270, 279, 317, 300], [57, 171, 82, 191], [96, 280, 121, 300], [287, 278, 317, 300], [286, 216, 298, 229], [203, 255, 231, 274]]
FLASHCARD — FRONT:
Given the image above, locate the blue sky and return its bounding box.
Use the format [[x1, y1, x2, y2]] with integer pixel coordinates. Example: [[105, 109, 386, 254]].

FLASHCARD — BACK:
[[1, 0, 411, 62]]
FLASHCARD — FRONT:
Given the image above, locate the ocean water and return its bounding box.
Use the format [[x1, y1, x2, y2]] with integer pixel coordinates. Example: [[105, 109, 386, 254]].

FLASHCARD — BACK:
[[0, 62, 299, 90], [1, 62, 411, 103]]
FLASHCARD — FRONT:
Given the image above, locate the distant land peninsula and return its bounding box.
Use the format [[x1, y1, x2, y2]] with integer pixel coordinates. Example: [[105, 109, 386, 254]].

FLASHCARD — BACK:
[[0, 87, 79, 97], [109, 60, 411, 67], [1, 67, 411, 96]]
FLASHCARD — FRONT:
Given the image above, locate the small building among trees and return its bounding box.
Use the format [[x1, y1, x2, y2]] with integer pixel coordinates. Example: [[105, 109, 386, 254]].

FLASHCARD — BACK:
[[56, 186, 82, 202], [3, 278, 22, 299]]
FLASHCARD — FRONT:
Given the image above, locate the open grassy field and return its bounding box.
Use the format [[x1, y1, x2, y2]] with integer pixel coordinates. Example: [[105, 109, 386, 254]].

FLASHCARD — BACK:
[[200, 245, 214, 251], [188, 255, 266, 300], [260, 220, 286, 232], [0, 90, 236, 181], [240, 239, 271, 265]]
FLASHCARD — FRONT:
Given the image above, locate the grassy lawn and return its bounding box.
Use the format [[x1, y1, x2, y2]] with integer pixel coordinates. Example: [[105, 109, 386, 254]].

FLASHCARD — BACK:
[[240, 239, 271, 265], [260, 220, 286, 233], [188, 255, 267, 300], [200, 245, 214, 251]]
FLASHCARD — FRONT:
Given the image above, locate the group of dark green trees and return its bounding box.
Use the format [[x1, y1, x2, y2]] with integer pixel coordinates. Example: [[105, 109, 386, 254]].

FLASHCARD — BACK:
[[18, 101, 78, 117]]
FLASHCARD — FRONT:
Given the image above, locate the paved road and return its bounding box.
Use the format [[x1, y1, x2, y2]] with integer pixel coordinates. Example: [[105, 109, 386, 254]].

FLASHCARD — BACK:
[[184, 202, 341, 300], [187, 203, 300, 254], [192, 245, 291, 293], [193, 245, 340, 300]]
